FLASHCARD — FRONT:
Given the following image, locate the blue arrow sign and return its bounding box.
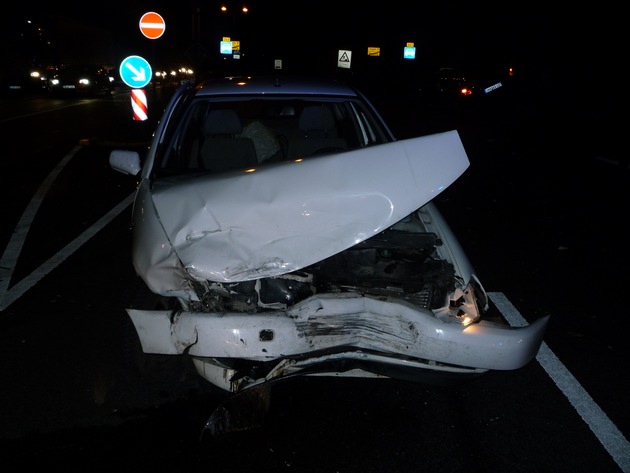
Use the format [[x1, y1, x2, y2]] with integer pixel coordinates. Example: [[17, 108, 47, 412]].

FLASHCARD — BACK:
[[119, 55, 152, 88]]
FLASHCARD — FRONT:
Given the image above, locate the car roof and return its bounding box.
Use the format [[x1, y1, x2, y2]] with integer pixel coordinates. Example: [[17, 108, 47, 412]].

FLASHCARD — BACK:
[[193, 75, 361, 98]]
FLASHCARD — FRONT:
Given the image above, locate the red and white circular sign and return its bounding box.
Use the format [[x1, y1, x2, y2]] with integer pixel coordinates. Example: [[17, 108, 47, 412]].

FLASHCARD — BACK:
[[139, 12, 165, 39]]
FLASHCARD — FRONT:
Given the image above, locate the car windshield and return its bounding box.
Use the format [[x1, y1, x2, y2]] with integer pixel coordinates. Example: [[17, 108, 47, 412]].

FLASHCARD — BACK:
[[153, 96, 391, 177]]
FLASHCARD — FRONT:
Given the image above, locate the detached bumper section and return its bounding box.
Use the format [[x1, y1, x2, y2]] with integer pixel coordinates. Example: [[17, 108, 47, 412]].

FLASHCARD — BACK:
[[128, 293, 548, 386]]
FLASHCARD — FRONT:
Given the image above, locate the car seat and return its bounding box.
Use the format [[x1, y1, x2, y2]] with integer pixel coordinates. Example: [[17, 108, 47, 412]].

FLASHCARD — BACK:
[[198, 109, 258, 173], [287, 105, 348, 159]]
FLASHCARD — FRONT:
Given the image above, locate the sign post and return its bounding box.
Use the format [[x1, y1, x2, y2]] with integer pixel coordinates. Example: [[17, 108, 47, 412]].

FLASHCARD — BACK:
[[122, 12, 165, 121], [131, 89, 148, 121]]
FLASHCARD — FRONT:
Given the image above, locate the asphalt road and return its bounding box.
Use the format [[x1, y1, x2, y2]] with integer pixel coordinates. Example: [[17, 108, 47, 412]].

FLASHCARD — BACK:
[[0, 81, 628, 472]]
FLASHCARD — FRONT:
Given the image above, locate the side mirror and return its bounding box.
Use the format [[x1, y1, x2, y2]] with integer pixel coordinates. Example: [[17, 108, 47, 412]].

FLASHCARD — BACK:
[[109, 150, 141, 176]]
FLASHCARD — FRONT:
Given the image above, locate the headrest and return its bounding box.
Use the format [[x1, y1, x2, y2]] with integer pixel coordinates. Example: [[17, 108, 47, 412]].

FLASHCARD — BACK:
[[203, 109, 242, 135], [280, 104, 295, 116], [299, 105, 335, 131]]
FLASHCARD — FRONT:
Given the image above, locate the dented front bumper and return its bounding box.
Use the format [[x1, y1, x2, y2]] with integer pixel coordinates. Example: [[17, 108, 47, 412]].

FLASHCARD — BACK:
[[128, 292, 548, 391]]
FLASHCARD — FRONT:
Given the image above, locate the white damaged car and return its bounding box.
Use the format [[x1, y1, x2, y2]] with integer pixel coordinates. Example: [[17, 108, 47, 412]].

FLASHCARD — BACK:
[[110, 75, 548, 398]]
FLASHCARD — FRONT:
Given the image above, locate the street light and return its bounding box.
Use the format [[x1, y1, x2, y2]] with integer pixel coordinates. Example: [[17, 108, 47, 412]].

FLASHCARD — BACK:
[[219, 4, 249, 14], [217, 3, 250, 45]]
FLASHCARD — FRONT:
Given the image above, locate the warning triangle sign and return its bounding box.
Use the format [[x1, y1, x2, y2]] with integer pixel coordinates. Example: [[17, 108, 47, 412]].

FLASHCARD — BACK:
[[337, 50, 352, 69]]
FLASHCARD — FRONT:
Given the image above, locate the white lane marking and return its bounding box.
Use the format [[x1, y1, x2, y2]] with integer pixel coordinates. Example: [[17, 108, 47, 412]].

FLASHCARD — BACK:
[[0, 144, 135, 311], [0, 145, 83, 300], [0, 193, 134, 311], [489, 292, 630, 472]]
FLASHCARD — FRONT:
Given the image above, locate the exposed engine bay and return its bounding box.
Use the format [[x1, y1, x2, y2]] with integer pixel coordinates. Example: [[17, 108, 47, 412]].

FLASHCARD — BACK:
[[187, 209, 458, 314]]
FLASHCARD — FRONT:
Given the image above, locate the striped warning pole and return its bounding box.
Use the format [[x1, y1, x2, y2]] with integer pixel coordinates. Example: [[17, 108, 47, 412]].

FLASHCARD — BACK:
[[131, 89, 148, 121]]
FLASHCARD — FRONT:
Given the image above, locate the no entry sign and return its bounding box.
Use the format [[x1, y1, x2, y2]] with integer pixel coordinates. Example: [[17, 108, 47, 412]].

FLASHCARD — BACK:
[[139, 12, 165, 39]]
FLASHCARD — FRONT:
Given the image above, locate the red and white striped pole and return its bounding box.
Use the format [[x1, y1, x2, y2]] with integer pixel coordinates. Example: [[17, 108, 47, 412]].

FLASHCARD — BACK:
[[131, 89, 148, 121]]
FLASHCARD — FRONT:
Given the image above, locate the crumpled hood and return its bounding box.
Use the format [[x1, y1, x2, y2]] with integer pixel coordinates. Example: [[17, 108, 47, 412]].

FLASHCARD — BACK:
[[151, 130, 469, 283]]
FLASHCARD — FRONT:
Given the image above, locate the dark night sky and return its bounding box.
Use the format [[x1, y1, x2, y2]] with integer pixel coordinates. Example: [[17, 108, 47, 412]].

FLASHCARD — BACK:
[[7, 2, 556, 63], [3, 1, 625, 93]]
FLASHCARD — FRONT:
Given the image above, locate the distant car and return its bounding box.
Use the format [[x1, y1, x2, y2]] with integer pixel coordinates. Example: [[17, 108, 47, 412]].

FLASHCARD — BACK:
[[48, 64, 114, 95], [428, 66, 514, 102], [434, 67, 474, 97], [109, 75, 548, 398], [1, 64, 56, 94]]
